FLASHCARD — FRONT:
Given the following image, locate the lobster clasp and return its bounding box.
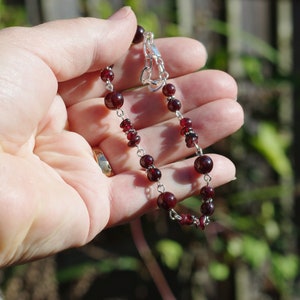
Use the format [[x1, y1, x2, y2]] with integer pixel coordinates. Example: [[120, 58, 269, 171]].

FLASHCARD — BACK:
[[140, 32, 169, 92]]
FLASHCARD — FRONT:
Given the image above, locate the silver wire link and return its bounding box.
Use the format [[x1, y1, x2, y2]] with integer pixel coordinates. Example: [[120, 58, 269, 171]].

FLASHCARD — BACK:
[[116, 109, 125, 118], [204, 216, 210, 226], [194, 143, 204, 156], [140, 32, 169, 92], [175, 110, 184, 120], [105, 81, 114, 92], [204, 173, 212, 184], [157, 182, 166, 193], [136, 147, 146, 157], [169, 209, 182, 222]]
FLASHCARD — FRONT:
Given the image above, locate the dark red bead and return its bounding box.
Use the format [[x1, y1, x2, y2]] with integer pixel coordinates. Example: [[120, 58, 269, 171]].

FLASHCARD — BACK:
[[127, 130, 137, 140], [132, 25, 145, 44], [140, 154, 154, 168], [200, 186, 215, 200], [104, 92, 124, 110], [180, 127, 193, 136], [180, 117, 192, 128], [194, 155, 213, 174], [162, 83, 176, 97], [100, 68, 114, 82], [185, 132, 198, 148], [179, 214, 194, 225], [147, 167, 162, 182], [127, 135, 141, 147], [120, 118, 133, 132], [157, 192, 177, 210], [199, 215, 207, 230], [201, 201, 215, 216], [167, 98, 181, 112]]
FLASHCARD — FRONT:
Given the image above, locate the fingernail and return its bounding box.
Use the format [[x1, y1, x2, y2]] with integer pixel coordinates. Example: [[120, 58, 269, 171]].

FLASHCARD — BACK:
[[109, 6, 132, 21]]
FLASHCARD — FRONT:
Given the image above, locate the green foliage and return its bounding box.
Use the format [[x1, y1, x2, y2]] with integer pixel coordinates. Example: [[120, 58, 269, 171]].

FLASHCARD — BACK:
[[136, 12, 160, 36], [251, 122, 292, 177], [57, 256, 140, 283], [156, 239, 183, 270], [209, 261, 230, 281], [93, 0, 114, 19], [241, 236, 271, 268], [272, 254, 299, 293], [0, 0, 27, 28], [207, 16, 297, 298], [124, 0, 144, 12], [208, 19, 278, 64], [241, 56, 265, 84], [227, 237, 243, 257]]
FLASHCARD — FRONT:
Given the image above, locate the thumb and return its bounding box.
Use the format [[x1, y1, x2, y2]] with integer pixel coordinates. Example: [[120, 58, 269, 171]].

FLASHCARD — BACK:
[[0, 7, 137, 151], [1, 6, 137, 81]]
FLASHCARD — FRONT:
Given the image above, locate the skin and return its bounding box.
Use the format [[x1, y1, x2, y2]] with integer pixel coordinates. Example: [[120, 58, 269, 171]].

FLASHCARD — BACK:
[[0, 7, 243, 267]]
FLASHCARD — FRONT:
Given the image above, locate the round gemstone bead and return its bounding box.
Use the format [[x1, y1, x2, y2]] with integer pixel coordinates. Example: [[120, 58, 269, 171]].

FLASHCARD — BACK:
[[104, 92, 124, 110], [132, 25, 145, 44], [167, 98, 181, 112], [120, 118, 133, 132], [201, 201, 215, 216], [147, 167, 162, 182], [180, 117, 192, 128], [194, 155, 213, 174], [200, 186, 215, 200], [157, 192, 177, 210], [127, 135, 141, 147], [179, 214, 194, 225], [162, 83, 176, 97], [127, 130, 137, 140], [100, 68, 114, 82], [140, 154, 154, 168], [185, 132, 198, 148]]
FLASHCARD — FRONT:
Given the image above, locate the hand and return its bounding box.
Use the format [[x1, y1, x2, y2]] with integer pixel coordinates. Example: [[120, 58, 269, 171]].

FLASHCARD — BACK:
[[0, 7, 243, 267]]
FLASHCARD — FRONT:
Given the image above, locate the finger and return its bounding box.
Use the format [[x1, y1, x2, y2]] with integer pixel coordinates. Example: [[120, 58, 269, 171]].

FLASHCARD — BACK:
[[67, 69, 238, 146], [34, 131, 111, 240], [120, 69, 238, 128], [107, 154, 236, 227], [99, 99, 243, 173], [59, 37, 208, 106], [0, 7, 137, 81], [0, 7, 137, 152]]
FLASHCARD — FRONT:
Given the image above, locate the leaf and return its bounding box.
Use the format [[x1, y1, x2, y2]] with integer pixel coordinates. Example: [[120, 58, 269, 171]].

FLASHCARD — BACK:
[[242, 56, 264, 83], [209, 262, 230, 281], [242, 236, 270, 268], [227, 237, 243, 257], [251, 122, 292, 176], [156, 239, 183, 270], [272, 254, 299, 281], [56, 256, 140, 283], [208, 19, 278, 64]]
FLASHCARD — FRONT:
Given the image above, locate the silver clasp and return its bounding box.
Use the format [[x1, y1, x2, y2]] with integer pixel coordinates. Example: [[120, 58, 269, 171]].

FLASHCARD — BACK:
[[140, 32, 169, 92]]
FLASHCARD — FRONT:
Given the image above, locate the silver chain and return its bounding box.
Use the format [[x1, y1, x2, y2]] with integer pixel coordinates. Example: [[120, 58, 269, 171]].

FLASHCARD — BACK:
[[140, 32, 169, 92]]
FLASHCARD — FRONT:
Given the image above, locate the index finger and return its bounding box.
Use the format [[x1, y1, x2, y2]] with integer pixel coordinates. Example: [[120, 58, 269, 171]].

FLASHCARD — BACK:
[[0, 7, 137, 82], [59, 37, 208, 107]]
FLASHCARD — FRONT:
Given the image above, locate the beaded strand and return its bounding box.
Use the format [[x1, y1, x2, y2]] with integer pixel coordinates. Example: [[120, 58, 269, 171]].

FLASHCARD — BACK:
[[99, 26, 216, 230]]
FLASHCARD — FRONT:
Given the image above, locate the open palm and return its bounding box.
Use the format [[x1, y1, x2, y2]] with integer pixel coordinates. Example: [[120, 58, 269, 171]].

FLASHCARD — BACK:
[[0, 7, 243, 267]]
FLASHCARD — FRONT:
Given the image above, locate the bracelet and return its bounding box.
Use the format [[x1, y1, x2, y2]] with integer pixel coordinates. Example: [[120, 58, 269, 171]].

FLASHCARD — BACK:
[[99, 26, 215, 230]]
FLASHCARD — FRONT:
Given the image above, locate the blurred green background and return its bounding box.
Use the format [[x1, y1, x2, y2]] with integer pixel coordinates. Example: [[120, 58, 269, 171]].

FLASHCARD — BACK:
[[0, 0, 299, 299]]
